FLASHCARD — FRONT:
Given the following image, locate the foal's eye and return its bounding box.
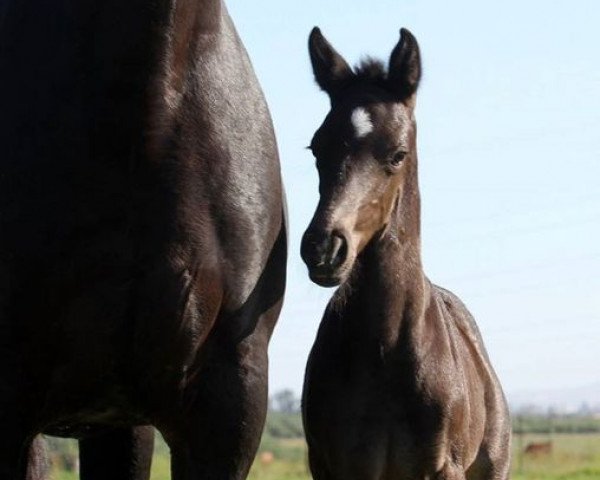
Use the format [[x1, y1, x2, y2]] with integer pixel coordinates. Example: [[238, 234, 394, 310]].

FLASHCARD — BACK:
[[390, 151, 407, 167]]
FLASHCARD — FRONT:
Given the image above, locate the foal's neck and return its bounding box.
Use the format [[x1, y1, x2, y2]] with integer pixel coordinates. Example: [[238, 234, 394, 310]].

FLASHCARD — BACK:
[[341, 172, 429, 351]]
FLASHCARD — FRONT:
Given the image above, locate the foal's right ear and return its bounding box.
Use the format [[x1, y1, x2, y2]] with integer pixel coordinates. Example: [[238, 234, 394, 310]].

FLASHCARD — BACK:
[[308, 27, 353, 97], [388, 28, 422, 100]]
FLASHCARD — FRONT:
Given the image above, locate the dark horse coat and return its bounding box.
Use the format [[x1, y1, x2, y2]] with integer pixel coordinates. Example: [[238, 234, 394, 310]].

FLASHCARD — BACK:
[[301, 28, 511, 480], [0, 1, 286, 478]]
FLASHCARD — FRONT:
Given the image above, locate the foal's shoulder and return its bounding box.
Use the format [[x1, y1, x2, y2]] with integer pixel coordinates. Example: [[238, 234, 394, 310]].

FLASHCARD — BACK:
[[431, 284, 490, 360]]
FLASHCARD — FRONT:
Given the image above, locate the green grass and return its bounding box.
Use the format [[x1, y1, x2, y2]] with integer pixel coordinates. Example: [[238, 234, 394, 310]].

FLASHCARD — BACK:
[[512, 433, 600, 480], [50, 432, 600, 480]]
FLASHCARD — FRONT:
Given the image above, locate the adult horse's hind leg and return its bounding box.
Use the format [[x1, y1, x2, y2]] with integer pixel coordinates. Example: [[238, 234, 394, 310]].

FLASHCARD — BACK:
[[166, 335, 271, 480], [79, 426, 154, 480], [25, 436, 49, 480], [0, 434, 49, 480], [307, 448, 336, 480], [0, 405, 47, 480]]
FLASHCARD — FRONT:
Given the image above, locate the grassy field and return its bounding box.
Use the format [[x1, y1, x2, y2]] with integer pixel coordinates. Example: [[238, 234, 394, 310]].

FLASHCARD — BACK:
[[512, 433, 600, 480], [50, 432, 600, 480]]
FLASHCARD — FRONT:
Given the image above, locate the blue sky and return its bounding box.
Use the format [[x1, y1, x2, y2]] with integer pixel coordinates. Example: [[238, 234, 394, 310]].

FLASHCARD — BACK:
[[227, 0, 600, 404]]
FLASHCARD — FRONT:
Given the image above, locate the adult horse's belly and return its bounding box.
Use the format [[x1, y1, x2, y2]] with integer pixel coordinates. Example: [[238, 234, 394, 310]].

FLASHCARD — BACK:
[[11, 230, 217, 427]]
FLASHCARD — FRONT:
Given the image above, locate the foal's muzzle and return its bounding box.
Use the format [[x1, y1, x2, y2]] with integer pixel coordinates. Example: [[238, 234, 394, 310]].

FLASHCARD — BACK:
[[301, 229, 349, 287]]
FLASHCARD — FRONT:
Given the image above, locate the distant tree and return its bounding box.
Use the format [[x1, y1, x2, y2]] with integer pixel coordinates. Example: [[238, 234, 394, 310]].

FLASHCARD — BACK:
[[578, 402, 592, 416], [271, 389, 300, 414]]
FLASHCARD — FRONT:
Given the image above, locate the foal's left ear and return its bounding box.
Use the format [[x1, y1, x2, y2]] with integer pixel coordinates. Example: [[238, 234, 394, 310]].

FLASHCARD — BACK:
[[308, 27, 353, 97], [388, 28, 422, 101]]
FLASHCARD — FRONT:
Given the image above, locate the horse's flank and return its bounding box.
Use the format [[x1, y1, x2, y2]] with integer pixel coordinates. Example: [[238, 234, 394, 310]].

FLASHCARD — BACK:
[[0, 1, 286, 478]]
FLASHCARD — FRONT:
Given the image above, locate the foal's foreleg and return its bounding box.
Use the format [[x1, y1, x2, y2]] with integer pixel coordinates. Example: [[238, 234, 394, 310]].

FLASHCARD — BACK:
[[435, 462, 467, 480]]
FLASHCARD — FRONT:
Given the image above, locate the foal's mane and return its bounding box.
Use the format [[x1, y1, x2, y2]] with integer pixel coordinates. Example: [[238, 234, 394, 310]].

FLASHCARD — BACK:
[[349, 57, 389, 91]]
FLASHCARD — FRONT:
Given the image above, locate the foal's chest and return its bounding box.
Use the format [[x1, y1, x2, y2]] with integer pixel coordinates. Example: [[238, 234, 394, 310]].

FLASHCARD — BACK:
[[304, 344, 447, 479]]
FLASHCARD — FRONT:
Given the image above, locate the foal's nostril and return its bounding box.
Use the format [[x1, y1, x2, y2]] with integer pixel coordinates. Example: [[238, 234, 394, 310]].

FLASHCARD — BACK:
[[301, 229, 348, 271], [328, 233, 347, 268]]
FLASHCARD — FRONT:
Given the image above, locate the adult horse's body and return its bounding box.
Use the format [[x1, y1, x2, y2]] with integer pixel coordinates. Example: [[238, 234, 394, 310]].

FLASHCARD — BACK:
[[301, 28, 510, 480], [0, 1, 286, 478]]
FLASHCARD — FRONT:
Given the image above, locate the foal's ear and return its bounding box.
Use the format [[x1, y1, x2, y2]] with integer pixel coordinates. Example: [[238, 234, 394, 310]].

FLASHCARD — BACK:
[[388, 28, 422, 100], [308, 27, 353, 97]]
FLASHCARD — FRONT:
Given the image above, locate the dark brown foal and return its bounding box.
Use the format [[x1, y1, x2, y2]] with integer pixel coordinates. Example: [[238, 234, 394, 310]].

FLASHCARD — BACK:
[[301, 28, 511, 480]]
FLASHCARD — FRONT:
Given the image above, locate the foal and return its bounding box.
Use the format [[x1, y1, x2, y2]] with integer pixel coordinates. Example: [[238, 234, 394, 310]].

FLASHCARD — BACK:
[[301, 28, 511, 480]]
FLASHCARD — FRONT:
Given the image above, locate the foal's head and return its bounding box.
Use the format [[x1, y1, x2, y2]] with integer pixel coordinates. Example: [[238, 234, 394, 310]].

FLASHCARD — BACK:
[[301, 28, 422, 287]]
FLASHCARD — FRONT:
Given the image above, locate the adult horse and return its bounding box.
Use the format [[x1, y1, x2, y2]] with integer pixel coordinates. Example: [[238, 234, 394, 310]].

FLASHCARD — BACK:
[[0, 1, 286, 479], [301, 28, 511, 480]]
